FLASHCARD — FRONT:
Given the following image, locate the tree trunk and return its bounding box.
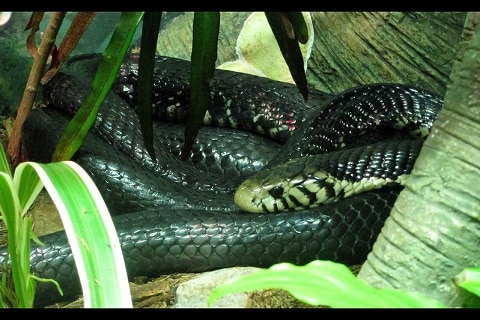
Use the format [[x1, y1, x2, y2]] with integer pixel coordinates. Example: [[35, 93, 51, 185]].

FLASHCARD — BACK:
[[307, 12, 465, 96], [357, 12, 480, 307]]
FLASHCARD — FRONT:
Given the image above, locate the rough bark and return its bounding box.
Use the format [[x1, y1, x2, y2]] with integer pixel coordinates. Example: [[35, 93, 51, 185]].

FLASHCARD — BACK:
[[357, 12, 480, 307], [307, 12, 466, 95]]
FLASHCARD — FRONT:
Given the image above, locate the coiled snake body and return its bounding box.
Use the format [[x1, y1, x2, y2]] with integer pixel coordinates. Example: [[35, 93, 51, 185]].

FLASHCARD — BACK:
[[1, 54, 443, 307]]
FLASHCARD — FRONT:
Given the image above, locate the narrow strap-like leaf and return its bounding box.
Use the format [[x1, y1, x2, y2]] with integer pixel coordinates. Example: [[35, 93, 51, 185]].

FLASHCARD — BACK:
[[15, 161, 132, 307], [52, 12, 144, 162], [182, 12, 220, 160], [265, 12, 308, 101], [136, 11, 163, 163]]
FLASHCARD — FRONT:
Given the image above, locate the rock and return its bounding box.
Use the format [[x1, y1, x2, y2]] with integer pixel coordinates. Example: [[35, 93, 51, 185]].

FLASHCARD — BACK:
[[173, 267, 261, 308]]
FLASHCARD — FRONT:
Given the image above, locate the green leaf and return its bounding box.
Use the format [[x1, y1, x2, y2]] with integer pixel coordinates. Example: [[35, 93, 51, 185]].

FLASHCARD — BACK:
[[15, 161, 132, 307], [0, 157, 35, 307], [284, 12, 309, 44], [1, 143, 131, 307], [0, 172, 20, 240], [137, 11, 163, 163], [13, 164, 43, 216], [0, 172, 21, 238], [209, 260, 446, 308], [182, 11, 219, 160], [454, 268, 480, 298], [0, 142, 12, 178], [52, 12, 144, 162], [265, 12, 308, 101]]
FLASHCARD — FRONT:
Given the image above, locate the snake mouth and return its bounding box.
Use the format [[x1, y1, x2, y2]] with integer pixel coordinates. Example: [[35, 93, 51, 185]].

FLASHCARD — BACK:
[[234, 182, 265, 213]]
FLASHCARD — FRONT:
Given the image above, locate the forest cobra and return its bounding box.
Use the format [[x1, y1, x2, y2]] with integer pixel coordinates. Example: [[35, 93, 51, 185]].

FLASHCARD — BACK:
[[0, 54, 443, 307]]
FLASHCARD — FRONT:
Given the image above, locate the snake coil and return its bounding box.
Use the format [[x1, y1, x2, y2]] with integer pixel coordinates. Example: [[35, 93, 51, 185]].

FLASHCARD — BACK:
[[0, 54, 443, 307]]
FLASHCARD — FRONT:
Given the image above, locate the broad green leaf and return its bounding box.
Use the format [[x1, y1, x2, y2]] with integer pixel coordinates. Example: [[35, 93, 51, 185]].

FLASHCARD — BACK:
[[52, 12, 144, 162], [209, 260, 446, 308], [15, 161, 132, 307], [217, 12, 314, 85], [182, 12, 219, 160], [1, 144, 130, 307], [137, 11, 162, 163]]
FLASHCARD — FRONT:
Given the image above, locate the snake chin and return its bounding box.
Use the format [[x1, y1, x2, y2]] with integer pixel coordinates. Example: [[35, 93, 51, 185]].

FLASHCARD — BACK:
[[234, 181, 264, 213]]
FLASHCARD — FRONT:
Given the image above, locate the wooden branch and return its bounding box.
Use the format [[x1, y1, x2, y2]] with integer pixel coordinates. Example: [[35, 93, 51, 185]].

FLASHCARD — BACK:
[[7, 12, 66, 167]]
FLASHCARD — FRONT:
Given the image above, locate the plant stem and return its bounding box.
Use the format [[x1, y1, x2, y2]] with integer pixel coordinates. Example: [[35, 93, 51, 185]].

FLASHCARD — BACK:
[[7, 12, 66, 167]]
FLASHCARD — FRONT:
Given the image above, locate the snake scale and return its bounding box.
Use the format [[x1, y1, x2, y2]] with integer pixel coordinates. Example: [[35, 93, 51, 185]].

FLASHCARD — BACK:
[[0, 54, 443, 307]]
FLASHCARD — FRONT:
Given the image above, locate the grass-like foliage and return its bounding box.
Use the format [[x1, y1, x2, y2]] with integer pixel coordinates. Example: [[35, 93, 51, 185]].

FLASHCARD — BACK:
[[208, 260, 450, 308], [0, 143, 132, 308]]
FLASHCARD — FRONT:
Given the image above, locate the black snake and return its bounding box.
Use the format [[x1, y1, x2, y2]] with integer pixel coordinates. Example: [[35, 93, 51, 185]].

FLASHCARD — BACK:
[[1, 54, 443, 307]]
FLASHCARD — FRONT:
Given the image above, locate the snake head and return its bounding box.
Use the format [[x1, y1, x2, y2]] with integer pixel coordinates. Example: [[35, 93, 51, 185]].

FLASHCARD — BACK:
[[234, 158, 343, 213]]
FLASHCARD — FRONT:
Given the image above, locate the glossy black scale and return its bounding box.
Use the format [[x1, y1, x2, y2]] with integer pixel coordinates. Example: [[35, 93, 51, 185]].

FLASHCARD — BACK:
[[0, 53, 444, 307]]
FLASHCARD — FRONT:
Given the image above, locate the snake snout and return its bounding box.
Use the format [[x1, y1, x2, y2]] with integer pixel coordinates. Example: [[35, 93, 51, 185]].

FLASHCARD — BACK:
[[234, 182, 265, 213]]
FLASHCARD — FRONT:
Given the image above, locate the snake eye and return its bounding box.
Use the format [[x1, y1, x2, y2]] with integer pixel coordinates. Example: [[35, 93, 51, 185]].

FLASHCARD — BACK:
[[269, 186, 284, 198]]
